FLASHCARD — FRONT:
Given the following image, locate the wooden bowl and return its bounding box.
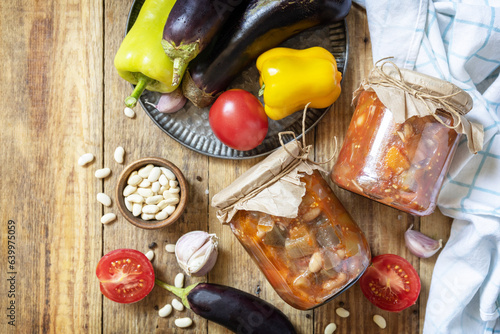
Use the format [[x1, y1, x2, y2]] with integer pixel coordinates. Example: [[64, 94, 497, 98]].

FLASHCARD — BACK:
[[116, 157, 188, 229]]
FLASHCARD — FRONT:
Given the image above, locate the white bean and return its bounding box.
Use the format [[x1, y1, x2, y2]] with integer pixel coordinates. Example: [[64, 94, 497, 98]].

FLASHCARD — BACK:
[[159, 174, 168, 186], [127, 174, 143, 186], [138, 179, 151, 188], [137, 188, 153, 197], [324, 323, 337, 334], [138, 164, 154, 178], [97, 193, 112, 207], [335, 307, 350, 318], [169, 180, 178, 188], [141, 213, 155, 220], [165, 244, 176, 253], [123, 185, 137, 197], [373, 315, 387, 329], [168, 187, 180, 194], [164, 205, 176, 215], [171, 298, 184, 311], [142, 205, 160, 214], [164, 197, 179, 206], [174, 317, 192, 328], [126, 194, 144, 203], [123, 107, 135, 118], [158, 304, 172, 318], [308, 252, 323, 273], [78, 153, 94, 166], [132, 203, 142, 217], [101, 213, 116, 224], [148, 167, 162, 182], [95, 168, 111, 179], [146, 195, 164, 205], [174, 273, 185, 288], [157, 200, 169, 210], [151, 181, 161, 194], [163, 191, 179, 200], [145, 250, 154, 261], [114, 146, 125, 164], [155, 211, 168, 220], [124, 198, 133, 212], [162, 168, 176, 180]]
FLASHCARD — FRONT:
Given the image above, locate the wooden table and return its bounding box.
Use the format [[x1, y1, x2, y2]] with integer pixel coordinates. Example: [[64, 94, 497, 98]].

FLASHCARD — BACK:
[[0, 1, 452, 333]]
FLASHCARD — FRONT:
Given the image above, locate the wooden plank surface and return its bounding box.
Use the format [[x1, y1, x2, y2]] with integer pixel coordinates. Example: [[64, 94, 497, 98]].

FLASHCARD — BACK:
[[0, 1, 452, 333]]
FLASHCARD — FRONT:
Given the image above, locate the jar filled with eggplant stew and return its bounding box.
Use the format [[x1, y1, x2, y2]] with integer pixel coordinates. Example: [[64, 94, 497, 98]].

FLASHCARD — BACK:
[[332, 62, 483, 216], [212, 141, 370, 310]]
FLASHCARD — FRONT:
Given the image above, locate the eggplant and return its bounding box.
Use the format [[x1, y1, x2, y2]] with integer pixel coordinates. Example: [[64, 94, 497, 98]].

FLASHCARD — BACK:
[[182, 0, 352, 108], [162, 0, 250, 86], [156, 280, 296, 334]]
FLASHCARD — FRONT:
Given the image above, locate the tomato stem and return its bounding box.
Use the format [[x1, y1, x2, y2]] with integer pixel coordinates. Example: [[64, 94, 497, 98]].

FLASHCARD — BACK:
[[155, 279, 199, 309]]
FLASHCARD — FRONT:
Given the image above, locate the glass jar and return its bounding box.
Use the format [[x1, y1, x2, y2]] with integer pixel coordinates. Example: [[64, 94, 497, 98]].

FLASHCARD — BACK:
[[332, 90, 461, 216], [228, 170, 370, 310]]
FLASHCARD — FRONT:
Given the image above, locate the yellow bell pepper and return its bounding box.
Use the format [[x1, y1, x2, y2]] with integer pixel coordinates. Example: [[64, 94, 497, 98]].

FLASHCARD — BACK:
[[256, 47, 342, 120]]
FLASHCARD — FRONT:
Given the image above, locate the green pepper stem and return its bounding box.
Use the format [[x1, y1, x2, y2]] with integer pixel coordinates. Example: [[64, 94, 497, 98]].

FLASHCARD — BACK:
[[258, 84, 266, 97], [155, 279, 199, 309], [125, 74, 152, 108]]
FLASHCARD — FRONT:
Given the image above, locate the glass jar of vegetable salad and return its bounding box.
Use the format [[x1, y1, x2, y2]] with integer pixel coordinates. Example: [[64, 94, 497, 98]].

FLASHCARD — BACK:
[[212, 141, 371, 310], [332, 62, 483, 216]]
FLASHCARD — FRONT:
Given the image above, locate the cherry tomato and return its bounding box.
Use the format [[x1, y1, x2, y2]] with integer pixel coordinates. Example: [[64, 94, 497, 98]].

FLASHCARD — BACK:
[[209, 89, 268, 151], [359, 254, 421, 312], [96, 249, 155, 304]]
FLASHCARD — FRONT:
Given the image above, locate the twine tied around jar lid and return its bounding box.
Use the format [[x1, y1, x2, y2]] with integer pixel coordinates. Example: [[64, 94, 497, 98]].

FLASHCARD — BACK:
[[212, 104, 336, 224], [354, 58, 484, 153], [278, 103, 337, 165]]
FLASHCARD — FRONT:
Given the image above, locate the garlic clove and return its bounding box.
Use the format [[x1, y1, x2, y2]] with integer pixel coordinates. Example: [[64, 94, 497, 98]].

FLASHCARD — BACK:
[[175, 231, 211, 264], [175, 231, 219, 277], [187, 241, 218, 276], [404, 224, 443, 258]]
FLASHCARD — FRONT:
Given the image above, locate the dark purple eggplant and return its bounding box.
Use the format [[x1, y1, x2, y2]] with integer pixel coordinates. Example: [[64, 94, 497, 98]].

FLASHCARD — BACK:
[[155, 280, 296, 334], [182, 0, 352, 108], [161, 0, 250, 86]]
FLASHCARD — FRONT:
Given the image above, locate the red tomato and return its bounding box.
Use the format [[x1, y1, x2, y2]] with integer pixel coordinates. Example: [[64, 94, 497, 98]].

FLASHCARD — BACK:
[[359, 254, 421, 312], [96, 249, 155, 304], [209, 89, 268, 151]]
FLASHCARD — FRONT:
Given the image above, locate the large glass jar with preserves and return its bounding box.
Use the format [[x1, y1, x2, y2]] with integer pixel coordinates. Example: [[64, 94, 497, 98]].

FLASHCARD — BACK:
[[331, 64, 482, 216], [212, 142, 371, 310]]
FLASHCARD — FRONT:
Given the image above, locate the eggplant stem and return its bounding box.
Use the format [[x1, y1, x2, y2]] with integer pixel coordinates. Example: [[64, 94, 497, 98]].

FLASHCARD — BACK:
[[125, 74, 152, 108], [155, 279, 198, 309], [161, 40, 200, 86]]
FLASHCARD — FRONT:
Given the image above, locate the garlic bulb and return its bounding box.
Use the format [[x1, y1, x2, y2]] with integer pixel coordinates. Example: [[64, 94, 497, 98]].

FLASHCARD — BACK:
[[175, 231, 219, 276], [404, 224, 443, 258]]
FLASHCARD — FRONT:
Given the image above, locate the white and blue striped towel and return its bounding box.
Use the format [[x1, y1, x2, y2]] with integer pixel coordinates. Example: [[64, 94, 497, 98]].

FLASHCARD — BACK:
[[354, 0, 500, 333]]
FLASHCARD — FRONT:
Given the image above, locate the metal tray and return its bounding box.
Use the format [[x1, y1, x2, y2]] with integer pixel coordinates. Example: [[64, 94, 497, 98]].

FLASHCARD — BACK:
[[126, 0, 348, 159]]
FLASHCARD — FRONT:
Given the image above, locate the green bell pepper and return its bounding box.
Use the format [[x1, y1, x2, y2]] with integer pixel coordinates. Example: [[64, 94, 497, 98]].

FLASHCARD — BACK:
[[114, 0, 177, 108]]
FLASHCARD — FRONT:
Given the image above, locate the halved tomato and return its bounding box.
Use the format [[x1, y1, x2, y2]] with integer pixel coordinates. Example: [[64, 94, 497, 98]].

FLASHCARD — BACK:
[[96, 249, 155, 304], [359, 254, 421, 312]]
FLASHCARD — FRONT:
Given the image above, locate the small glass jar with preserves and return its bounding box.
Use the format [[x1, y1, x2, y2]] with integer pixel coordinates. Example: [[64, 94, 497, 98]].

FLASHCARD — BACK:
[[332, 63, 482, 216], [212, 142, 371, 310]]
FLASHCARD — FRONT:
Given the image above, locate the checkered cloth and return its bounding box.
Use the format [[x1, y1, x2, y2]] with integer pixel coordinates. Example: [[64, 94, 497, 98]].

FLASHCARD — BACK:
[[354, 0, 500, 332]]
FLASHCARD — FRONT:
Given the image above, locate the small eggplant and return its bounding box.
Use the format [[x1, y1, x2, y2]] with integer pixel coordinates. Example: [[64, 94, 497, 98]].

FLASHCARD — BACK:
[[182, 0, 352, 108], [162, 0, 250, 86], [156, 280, 296, 334]]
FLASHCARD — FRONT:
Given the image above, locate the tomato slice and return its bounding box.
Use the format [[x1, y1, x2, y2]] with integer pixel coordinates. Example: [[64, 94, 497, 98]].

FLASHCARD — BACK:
[[359, 254, 420, 312], [96, 249, 155, 304]]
